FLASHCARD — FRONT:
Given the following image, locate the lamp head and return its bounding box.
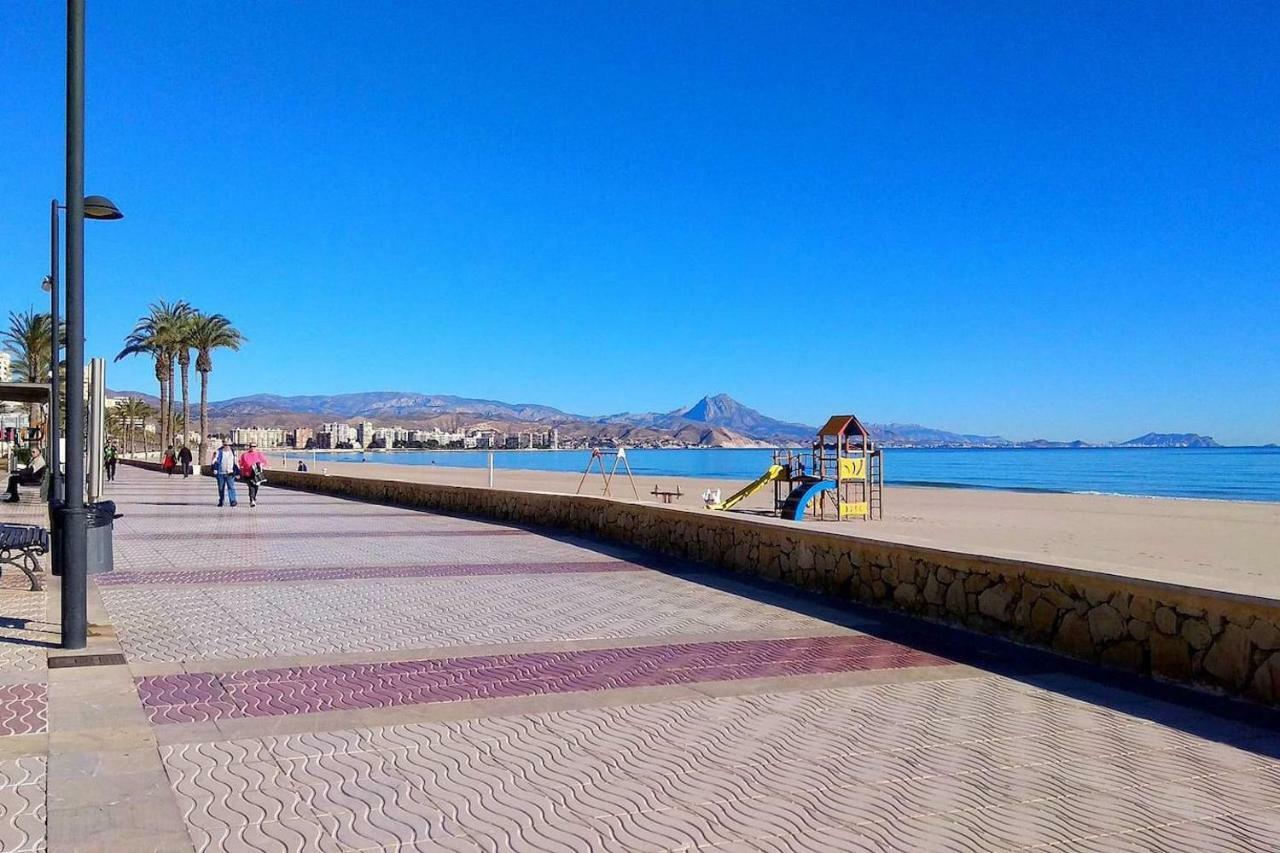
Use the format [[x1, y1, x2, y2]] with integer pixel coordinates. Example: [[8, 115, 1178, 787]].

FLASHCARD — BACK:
[[83, 195, 123, 220], [41, 275, 53, 293]]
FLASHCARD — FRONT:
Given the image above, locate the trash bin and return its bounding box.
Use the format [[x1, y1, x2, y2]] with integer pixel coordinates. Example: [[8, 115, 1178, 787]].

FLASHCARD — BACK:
[[86, 500, 116, 575]]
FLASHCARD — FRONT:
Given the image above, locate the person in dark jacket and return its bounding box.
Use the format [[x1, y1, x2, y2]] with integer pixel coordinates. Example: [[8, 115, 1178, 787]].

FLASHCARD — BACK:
[[104, 444, 118, 482], [177, 445, 193, 478]]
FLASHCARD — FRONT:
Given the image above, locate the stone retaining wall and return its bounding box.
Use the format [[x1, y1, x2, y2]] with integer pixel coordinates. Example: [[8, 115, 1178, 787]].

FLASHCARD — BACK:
[[124, 459, 1280, 704]]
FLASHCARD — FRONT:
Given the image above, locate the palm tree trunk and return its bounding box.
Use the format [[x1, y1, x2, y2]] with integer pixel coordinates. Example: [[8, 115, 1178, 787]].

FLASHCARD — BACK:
[[166, 358, 176, 449], [180, 363, 191, 452], [154, 354, 168, 451], [164, 378, 171, 451], [199, 369, 209, 465]]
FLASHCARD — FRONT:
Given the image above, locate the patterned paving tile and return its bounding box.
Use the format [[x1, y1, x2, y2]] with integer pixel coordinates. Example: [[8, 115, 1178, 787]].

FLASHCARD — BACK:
[[99, 572, 829, 662], [0, 541, 50, 675], [108, 533, 618, 574], [94, 560, 640, 587], [0, 756, 45, 853], [0, 684, 47, 736], [156, 678, 1280, 853], [114, 528, 531, 541], [137, 636, 948, 723]]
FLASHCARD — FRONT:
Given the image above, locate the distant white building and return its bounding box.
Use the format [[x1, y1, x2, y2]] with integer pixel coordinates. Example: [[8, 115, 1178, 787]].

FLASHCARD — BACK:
[[319, 422, 355, 447], [0, 352, 11, 382], [229, 426, 286, 448]]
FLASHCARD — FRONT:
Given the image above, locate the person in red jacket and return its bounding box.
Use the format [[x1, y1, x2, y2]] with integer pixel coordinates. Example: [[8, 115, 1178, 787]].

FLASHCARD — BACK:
[[238, 443, 269, 508]]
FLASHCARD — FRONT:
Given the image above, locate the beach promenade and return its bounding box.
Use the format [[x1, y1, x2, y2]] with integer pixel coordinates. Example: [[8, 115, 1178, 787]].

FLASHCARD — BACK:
[[4, 465, 1280, 851]]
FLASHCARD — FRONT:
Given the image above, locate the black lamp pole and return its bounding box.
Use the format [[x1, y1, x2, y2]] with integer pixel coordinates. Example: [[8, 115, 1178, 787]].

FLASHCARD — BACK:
[[62, 0, 87, 649], [60, 0, 124, 648]]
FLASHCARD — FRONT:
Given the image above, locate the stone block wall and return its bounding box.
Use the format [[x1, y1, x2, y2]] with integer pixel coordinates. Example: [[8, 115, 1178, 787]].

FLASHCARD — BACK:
[[124, 460, 1280, 704]]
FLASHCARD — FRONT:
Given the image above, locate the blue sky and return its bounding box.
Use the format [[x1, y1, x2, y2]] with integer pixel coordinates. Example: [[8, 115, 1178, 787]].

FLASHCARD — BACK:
[[2, 2, 1277, 444]]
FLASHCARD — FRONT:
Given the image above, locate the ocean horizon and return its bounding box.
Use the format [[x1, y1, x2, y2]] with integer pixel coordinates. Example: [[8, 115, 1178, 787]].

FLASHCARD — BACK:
[[293, 445, 1280, 504]]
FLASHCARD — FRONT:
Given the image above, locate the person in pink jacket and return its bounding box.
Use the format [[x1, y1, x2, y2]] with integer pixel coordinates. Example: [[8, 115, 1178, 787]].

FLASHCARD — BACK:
[[238, 443, 269, 508]]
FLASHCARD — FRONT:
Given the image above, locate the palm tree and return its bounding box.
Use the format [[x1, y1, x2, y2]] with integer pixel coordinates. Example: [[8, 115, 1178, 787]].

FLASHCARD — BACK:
[[116, 301, 191, 450], [171, 411, 186, 447], [107, 405, 127, 450], [3, 309, 54, 382], [116, 397, 157, 457], [4, 309, 56, 427], [188, 312, 244, 462]]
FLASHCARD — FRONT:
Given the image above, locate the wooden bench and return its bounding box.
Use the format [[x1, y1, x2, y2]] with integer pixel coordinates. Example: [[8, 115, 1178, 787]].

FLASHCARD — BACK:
[[0, 524, 48, 591]]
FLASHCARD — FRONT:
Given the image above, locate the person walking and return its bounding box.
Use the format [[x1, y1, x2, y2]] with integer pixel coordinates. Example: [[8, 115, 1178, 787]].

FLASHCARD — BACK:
[[178, 444, 193, 478], [104, 444, 118, 482], [162, 446, 177, 477], [210, 440, 239, 507], [238, 443, 269, 508]]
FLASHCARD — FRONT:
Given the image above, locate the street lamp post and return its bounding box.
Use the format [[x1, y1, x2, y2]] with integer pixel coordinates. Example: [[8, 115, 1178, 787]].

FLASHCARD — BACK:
[[62, 0, 123, 650], [63, 0, 88, 650]]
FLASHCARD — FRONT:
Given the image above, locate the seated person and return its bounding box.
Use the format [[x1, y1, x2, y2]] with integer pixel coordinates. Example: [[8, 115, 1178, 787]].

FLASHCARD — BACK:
[[5, 448, 47, 503]]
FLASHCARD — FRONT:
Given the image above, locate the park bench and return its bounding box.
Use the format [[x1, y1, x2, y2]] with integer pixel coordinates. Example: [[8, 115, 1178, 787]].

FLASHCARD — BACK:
[[0, 524, 48, 591]]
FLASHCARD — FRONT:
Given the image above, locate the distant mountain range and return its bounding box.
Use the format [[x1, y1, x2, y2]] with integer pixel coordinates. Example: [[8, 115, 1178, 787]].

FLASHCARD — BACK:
[[106, 388, 1226, 449]]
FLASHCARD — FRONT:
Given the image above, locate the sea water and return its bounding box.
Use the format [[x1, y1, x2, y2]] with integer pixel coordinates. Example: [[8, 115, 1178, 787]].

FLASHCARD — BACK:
[[299, 446, 1280, 503]]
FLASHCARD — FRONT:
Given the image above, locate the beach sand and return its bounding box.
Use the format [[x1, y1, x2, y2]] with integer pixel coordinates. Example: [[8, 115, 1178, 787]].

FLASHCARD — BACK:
[[269, 454, 1280, 599]]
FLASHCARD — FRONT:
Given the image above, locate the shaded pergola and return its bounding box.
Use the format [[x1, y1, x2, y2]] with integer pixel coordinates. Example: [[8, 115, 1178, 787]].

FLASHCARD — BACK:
[[0, 382, 54, 406]]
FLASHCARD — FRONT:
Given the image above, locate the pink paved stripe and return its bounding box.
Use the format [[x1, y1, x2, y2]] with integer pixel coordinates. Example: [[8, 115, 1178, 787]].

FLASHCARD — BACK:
[[0, 683, 47, 736], [95, 560, 641, 586], [137, 636, 951, 724], [115, 528, 529, 541]]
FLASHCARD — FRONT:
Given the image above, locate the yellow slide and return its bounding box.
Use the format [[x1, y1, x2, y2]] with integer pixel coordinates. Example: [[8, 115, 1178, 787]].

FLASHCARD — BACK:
[[711, 464, 785, 511]]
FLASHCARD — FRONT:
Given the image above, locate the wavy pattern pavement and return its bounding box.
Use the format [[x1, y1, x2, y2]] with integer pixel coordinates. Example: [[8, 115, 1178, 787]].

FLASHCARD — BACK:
[[0, 571, 49, 674], [0, 756, 45, 853], [98, 465, 1280, 852], [115, 528, 531, 541], [138, 635, 948, 723], [0, 684, 47, 736], [157, 678, 1280, 852], [95, 559, 639, 586], [101, 571, 828, 662]]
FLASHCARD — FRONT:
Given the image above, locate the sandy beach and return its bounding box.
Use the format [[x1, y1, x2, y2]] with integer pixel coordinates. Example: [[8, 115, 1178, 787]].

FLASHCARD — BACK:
[[268, 454, 1280, 599]]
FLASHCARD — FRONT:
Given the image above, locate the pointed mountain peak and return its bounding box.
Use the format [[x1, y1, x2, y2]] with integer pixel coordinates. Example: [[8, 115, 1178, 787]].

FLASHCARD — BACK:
[[673, 393, 745, 422]]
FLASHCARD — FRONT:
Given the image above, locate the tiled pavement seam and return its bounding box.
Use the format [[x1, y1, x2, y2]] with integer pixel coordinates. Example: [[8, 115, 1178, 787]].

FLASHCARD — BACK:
[[124, 625, 875, 679], [137, 636, 951, 724]]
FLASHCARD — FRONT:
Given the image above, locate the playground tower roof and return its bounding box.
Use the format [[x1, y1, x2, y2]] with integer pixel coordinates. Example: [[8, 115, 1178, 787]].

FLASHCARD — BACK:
[[817, 414, 871, 439]]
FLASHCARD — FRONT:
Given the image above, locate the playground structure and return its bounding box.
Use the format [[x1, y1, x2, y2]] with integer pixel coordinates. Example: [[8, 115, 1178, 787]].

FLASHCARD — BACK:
[[709, 414, 883, 522], [576, 447, 641, 500]]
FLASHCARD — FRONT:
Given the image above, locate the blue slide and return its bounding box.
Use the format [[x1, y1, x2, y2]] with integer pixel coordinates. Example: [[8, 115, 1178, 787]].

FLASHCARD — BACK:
[[779, 480, 836, 521]]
